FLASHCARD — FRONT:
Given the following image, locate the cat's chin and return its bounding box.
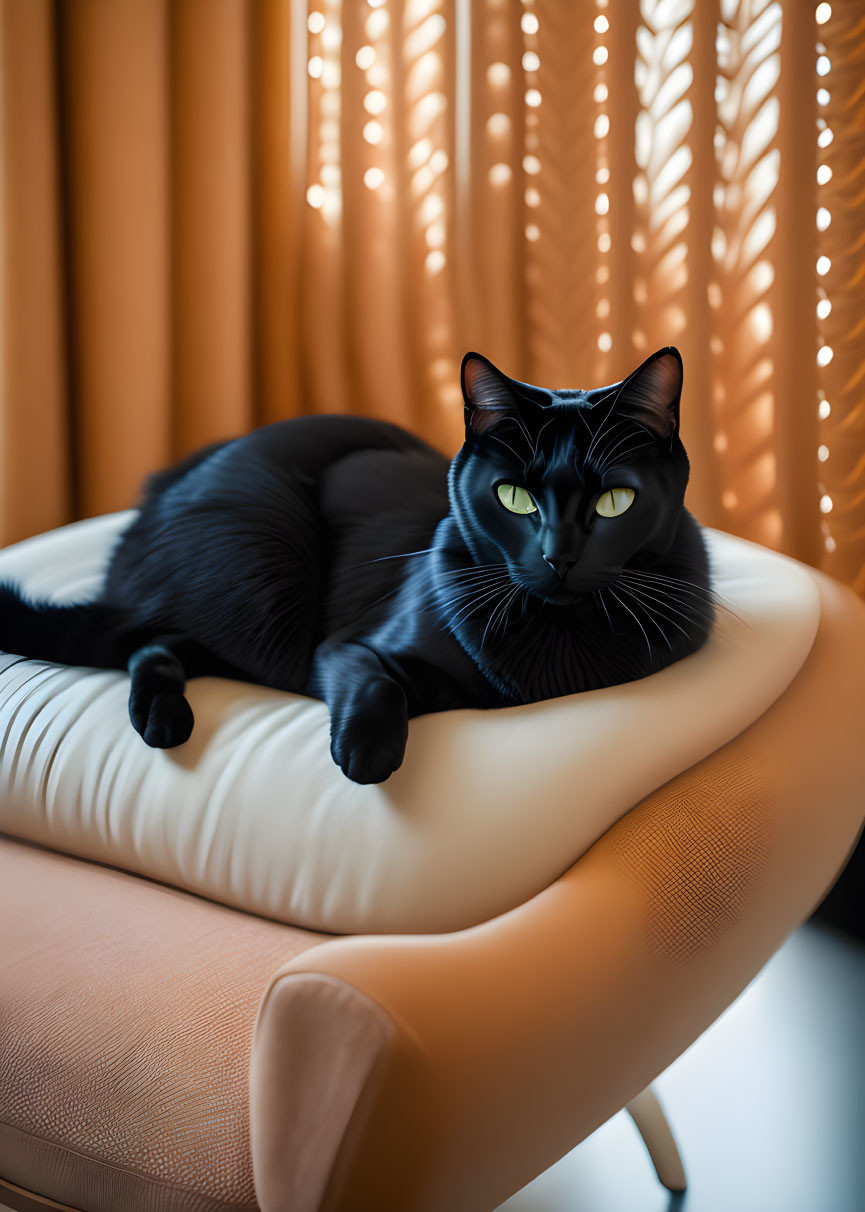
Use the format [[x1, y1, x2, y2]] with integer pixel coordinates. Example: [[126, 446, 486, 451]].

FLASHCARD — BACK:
[[534, 577, 615, 605], [533, 585, 589, 606]]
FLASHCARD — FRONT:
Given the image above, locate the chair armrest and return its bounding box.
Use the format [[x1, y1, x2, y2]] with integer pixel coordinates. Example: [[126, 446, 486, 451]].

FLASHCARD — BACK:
[[250, 569, 865, 1212]]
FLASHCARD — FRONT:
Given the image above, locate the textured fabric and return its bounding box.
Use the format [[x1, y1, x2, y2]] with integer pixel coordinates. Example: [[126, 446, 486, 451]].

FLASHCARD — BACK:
[[250, 974, 396, 1212], [0, 836, 327, 1212], [0, 2, 862, 591], [0, 511, 819, 934], [609, 748, 772, 961]]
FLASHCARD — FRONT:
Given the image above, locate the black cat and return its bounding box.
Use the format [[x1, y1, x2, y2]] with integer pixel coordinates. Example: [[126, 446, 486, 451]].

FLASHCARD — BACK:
[[0, 346, 715, 784]]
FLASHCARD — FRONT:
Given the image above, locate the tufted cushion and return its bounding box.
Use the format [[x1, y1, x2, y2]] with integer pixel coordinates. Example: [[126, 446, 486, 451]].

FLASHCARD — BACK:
[[0, 512, 820, 934]]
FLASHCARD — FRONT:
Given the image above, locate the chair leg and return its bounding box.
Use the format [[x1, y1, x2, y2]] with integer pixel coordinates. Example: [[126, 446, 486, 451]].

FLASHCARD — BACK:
[[625, 1084, 687, 1192]]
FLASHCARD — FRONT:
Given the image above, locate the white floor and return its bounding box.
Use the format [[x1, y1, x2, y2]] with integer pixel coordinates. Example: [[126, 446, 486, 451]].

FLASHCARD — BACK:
[[3, 922, 863, 1212]]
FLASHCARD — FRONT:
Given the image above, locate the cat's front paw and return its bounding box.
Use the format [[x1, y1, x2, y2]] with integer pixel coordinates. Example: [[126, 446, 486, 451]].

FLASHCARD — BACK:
[[330, 679, 409, 785], [130, 689, 194, 748]]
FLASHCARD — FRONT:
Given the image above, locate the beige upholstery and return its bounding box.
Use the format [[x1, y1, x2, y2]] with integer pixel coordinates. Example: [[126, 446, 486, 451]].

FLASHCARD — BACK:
[[1, 566, 864, 1212], [0, 841, 328, 1212]]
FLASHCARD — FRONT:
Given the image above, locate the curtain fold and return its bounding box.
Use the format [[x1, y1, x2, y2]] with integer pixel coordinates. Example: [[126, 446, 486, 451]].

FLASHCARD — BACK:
[[0, 0, 862, 594], [171, 0, 253, 453], [58, 0, 172, 520], [0, 0, 70, 542]]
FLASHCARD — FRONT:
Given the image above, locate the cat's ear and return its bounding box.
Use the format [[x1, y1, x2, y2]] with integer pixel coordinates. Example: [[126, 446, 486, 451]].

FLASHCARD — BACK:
[[589, 347, 683, 442], [461, 353, 519, 438]]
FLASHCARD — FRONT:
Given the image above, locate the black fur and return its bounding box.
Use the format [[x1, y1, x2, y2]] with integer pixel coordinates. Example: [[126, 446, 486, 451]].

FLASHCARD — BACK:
[[0, 347, 716, 783]]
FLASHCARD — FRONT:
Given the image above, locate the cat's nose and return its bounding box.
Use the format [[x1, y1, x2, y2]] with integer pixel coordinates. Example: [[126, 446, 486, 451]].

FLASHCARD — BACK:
[[543, 553, 577, 580]]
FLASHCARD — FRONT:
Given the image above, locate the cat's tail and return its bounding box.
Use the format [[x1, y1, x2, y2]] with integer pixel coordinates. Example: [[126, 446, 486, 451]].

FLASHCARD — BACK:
[[0, 582, 133, 669]]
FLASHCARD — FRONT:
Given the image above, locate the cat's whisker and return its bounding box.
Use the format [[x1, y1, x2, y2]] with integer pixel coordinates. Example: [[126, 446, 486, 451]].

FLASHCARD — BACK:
[[367, 565, 506, 615], [481, 583, 520, 650], [437, 576, 514, 614], [622, 569, 748, 628], [620, 568, 716, 596], [351, 547, 438, 568], [615, 586, 675, 651], [435, 574, 509, 597], [595, 436, 655, 475], [623, 566, 728, 600], [495, 583, 524, 640], [583, 381, 628, 466], [531, 415, 557, 461], [618, 574, 714, 625], [434, 568, 512, 598], [583, 417, 632, 467], [615, 583, 692, 642], [437, 562, 509, 580], [606, 586, 653, 660], [447, 577, 514, 629], [487, 432, 528, 470], [619, 576, 741, 648], [425, 563, 511, 600], [506, 388, 545, 452], [575, 407, 594, 438], [466, 584, 513, 646], [594, 588, 615, 634]]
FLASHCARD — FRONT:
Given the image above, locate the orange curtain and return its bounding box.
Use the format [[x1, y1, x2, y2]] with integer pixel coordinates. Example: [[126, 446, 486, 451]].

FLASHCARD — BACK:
[[1, 0, 862, 591]]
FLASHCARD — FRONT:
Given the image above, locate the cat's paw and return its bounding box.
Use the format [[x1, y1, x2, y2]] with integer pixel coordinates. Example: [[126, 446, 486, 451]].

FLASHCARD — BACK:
[[130, 690, 194, 748], [330, 679, 409, 785]]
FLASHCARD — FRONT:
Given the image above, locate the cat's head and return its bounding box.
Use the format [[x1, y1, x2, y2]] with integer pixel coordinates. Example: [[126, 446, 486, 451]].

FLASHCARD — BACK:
[[449, 347, 690, 604]]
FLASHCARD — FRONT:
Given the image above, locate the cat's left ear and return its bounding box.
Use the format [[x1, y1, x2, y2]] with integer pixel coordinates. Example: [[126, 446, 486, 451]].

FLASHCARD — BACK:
[[589, 347, 683, 443], [461, 352, 520, 438]]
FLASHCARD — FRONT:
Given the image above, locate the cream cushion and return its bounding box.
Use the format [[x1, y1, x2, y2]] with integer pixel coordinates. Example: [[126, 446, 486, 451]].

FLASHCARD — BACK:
[[0, 512, 820, 934]]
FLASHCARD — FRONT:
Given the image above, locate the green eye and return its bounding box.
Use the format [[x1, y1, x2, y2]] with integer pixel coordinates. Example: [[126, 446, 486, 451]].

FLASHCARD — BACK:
[[496, 483, 538, 515], [595, 487, 635, 518]]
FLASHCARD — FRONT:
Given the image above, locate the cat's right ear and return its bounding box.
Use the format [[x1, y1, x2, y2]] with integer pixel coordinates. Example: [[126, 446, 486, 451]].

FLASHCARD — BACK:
[[461, 353, 517, 438]]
